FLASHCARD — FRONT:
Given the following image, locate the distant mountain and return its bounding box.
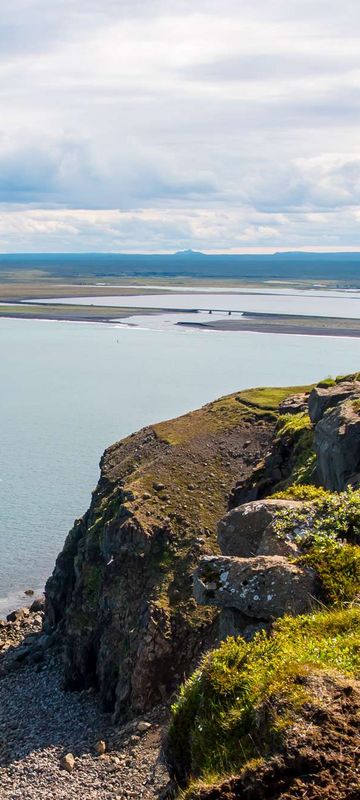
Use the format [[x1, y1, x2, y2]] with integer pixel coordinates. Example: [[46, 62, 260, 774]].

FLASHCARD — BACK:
[[173, 249, 205, 256], [1, 251, 360, 281]]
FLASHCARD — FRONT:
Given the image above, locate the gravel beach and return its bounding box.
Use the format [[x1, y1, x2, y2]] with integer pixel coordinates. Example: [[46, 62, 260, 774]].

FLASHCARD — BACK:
[[0, 611, 169, 800]]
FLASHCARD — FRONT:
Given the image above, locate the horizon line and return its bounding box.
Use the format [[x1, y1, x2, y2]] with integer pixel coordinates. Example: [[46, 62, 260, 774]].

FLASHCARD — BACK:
[[2, 248, 360, 257]]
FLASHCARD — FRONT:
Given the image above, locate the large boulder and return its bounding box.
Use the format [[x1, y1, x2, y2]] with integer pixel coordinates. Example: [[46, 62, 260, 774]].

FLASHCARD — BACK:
[[217, 499, 303, 559], [194, 555, 317, 620], [314, 398, 360, 490], [308, 382, 360, 424]]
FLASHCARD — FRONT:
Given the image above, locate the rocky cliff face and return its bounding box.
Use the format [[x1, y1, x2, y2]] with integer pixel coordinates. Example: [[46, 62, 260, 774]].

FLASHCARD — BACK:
[[45, 376, 360, 722], [45, 387, 288, 719]]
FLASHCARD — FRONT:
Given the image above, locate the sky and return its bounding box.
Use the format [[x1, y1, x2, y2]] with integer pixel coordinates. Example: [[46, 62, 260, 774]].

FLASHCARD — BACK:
[[0, 0, 360, 253]]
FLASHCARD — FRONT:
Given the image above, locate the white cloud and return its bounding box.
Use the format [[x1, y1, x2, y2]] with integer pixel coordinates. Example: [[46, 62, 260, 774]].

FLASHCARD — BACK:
[[0, 1, 359, 250]]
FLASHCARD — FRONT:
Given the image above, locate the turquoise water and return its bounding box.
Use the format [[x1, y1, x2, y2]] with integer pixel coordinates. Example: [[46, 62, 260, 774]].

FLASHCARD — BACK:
[[1, 317, 360, 616]]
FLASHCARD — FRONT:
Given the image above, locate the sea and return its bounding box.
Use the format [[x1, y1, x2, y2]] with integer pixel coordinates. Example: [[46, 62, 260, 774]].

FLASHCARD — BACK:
[[2, 306, 360, 616]]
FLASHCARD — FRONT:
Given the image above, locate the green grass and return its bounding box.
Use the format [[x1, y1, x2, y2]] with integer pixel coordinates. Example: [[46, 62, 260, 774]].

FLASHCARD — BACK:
[[299, 539, 360, 604], [275, 411, 312, 439], [316, 377, 336, 388], [236, 385, 312, 411], [169, 607, 360, 789]]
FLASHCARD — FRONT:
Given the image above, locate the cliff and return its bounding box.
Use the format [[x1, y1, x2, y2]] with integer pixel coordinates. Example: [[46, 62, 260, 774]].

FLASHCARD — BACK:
[[46, 385, 306, 718], [44, 375, 360, 800]]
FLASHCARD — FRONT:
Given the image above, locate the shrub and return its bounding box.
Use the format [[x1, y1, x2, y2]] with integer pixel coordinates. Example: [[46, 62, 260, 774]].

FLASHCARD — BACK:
[[273, 488, 360, 547]]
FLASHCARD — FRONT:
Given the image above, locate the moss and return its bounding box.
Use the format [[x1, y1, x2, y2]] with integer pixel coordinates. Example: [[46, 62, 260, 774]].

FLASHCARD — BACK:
[[270, 411, 317, 489], [317, 377, 336, 388], [275, 411, 312, 439], [275, 426, 316, 489], [299, 539, 360, 604], [168, 608, 360, 789], [82, 563, 104, 609], [335, 371, 360, 383], [272, 484, 330, 502]]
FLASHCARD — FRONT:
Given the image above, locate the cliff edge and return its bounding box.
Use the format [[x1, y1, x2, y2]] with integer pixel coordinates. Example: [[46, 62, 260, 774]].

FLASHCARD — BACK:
[[46, 386, 302, 718]]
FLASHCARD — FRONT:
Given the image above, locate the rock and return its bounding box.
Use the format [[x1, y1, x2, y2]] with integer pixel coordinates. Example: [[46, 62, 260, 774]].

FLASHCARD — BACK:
[[24, 588, 34, 596], [95, 739, 107, 755], [314, 398, 360, 490], [60, 753, 75, 772], [217, 499, 303, 558], [12, 645, 29, 663], [6, 607, 30, 623], [279, 392, 309, 415], [44, 405, 275, 719], [194, 555, 317, 620], [308, 381, 360, 424], [30, 596, 45, 613], [218, 607, 267, 640], [137, 720, 151, 732], [35, 633, 53, 650]]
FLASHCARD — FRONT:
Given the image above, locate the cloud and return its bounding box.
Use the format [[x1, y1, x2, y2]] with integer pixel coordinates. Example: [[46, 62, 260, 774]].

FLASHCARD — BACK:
[[0, 1, 359, 250]]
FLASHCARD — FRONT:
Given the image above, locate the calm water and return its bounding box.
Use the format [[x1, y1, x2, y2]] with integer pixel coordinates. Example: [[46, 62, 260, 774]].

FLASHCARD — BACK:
[[33, 289, 360, 318], [2, 317, 360, 616]]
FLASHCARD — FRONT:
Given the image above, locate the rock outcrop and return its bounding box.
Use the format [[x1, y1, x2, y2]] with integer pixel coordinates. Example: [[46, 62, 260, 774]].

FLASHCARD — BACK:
[[195, 498, 318, 638], [44, 376, 360, 722], [194, 554, 316, 619], [45, 390, 275, 718], [218, 499, 302, 558], [231, 376, 360, 502], [308, 381, 360, 424], [278, 392, 309, 415], [314, 397, 360, 491]]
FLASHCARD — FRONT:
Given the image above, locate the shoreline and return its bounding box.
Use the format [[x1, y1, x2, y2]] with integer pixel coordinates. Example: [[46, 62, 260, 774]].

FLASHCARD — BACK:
[[2, 304, 360, 337], [177, 312, 360, 338]]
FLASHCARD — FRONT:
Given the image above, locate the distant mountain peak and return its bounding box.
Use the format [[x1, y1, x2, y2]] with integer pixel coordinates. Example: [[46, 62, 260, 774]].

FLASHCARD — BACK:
[[173, 248, 205, 256]]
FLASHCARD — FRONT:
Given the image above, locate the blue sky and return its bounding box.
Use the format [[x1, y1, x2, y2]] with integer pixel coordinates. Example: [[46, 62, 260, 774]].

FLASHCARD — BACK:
[[0, 0, 359, 252]]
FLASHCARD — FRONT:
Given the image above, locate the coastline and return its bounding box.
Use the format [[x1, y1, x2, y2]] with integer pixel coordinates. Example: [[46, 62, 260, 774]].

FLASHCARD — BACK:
[[2, 304, 360, 337], [177, 312, 360, 338]]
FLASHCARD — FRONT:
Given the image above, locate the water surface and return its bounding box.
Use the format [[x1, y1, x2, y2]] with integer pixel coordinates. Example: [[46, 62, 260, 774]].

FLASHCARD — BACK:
[[1, 317, 360, 616], [31, 288, 360, 318]]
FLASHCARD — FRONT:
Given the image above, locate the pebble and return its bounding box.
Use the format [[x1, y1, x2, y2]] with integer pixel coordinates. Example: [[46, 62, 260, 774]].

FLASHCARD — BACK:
[[137, 721, 151, 733], [60, 753, 75, 772]]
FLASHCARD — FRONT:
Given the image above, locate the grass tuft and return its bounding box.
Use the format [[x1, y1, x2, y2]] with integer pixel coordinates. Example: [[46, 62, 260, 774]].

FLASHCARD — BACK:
[[169, 607, 360, 788]]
